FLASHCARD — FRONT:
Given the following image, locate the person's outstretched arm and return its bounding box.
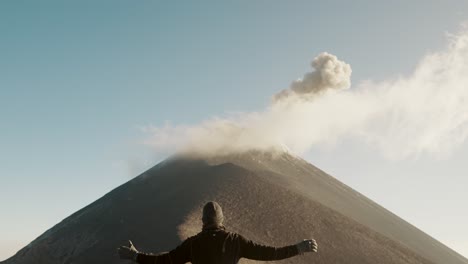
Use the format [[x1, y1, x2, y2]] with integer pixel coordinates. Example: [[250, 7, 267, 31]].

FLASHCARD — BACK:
[[238, 235, 317, 261], [118, 240, 192, 264]]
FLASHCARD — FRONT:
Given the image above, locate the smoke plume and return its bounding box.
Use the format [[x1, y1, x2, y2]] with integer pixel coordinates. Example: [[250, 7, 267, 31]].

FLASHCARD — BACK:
[[274, 52, 352, 101], [144, 28, 468, 159]]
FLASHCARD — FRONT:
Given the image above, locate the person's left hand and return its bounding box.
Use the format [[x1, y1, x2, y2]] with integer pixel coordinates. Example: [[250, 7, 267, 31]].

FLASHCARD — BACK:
[[118, 240, 139, 261], [296, 239, 318, 254]]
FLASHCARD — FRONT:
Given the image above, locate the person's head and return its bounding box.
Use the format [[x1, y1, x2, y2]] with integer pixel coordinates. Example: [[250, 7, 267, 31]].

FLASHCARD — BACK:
[[202, 201, 224, 230]]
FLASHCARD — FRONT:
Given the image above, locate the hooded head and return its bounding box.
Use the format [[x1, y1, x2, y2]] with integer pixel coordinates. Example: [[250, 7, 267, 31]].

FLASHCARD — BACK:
[[202, 201, 224, 230]]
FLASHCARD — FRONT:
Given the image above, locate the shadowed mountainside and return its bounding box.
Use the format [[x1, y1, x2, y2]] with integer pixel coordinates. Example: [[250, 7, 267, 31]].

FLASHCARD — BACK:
[[3, 151, 467, 264]]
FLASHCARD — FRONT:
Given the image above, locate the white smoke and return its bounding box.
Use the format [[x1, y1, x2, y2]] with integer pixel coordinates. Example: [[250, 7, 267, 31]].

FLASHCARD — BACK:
[[144, 28, 468, 159]]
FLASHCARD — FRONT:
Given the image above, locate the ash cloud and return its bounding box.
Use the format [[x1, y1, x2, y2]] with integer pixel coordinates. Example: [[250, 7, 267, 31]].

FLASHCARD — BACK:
[[274, 52, 352, 101], [144, 27, 468, 160]]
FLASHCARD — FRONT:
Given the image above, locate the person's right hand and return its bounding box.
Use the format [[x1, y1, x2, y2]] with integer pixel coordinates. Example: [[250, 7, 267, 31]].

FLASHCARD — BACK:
[[296, 239, 318, 254], [118, 240, 139, 261]]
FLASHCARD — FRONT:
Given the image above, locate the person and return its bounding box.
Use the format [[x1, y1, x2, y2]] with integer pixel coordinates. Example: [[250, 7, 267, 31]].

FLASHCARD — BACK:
[[118, 201, 318, 264]]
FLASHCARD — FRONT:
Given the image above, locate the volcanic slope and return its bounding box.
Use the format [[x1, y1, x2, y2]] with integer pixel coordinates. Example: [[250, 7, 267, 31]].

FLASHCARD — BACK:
[[3, 151, 467, 264]]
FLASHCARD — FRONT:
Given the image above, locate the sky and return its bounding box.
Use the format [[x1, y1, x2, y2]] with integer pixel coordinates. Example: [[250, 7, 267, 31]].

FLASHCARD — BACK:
[[1, 0, 468, 261]]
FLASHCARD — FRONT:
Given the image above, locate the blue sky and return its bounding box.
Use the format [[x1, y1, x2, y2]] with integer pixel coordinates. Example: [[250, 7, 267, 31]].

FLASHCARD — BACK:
[[1, 0, 468, 260]]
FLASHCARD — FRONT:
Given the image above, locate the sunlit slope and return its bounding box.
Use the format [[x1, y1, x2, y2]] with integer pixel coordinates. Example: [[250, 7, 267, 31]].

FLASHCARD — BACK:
[[207, 151, 467, 264]]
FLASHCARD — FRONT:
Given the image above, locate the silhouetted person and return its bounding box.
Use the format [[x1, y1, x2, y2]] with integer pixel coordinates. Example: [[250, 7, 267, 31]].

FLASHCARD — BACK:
[[118, 201, 318, 264]]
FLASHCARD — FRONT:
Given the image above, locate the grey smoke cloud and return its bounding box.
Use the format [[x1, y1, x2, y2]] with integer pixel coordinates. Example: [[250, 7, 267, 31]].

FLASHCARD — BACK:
[[274, 52, 352, 101], [144, 27, 468, 160]]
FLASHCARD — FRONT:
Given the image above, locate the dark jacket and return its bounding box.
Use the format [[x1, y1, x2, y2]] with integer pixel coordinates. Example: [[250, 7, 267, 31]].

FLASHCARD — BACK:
[[136, 228, 300, 264]]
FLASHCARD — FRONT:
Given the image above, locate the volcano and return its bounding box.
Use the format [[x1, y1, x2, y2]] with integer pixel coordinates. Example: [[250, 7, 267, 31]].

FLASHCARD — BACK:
[[3, 151, 467, 264]]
